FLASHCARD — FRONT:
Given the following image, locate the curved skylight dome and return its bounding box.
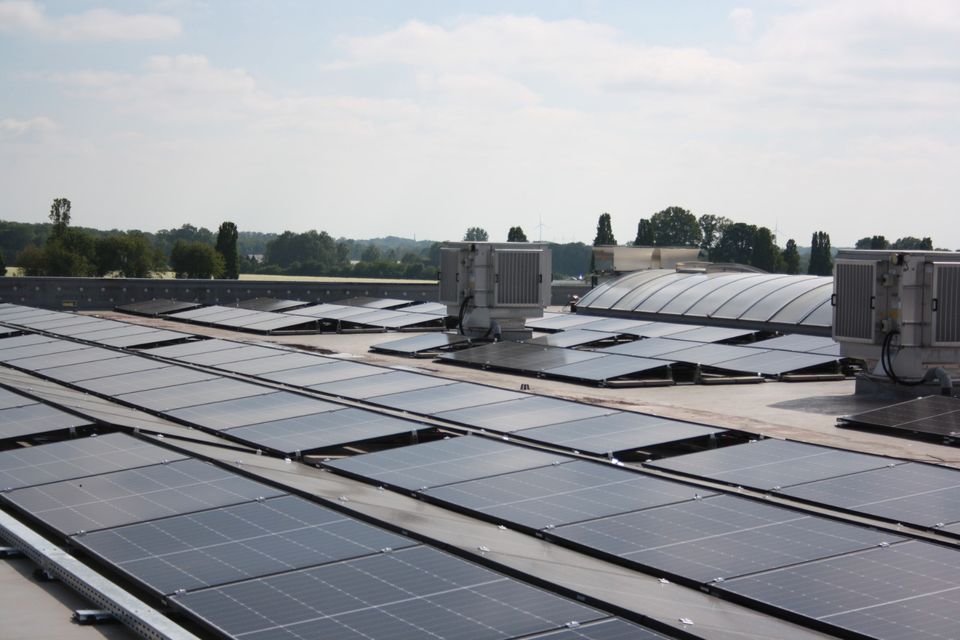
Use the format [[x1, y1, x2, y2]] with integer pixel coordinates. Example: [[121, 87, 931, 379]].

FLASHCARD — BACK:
[[576, 270, 833, 334]]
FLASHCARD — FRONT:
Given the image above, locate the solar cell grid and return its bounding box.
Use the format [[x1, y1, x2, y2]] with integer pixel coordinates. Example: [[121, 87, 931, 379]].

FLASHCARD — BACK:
[[0, 387, 37, 410], [647, 438, 901, 490], [424, 459, 711, 530], [262, 360, 382, 386], [781, 462, 960, 528], [712, 350, 839, 375], [746, 334, 838, 353], [142, 339, 242, 358], [116, 299, 200, 316], [656, 342, 763, 366], [168, 391, 340, 431], [117, 377, 274, 411], [74, 494, 416, 595], [99, 330, 190, 348], [171, 545, 606, 640], [528, 330, 619, 348], [552, 494, 902, 583], [19, 315, 103, 330], [370, 332, 470, 355], [434, 395, 616, 432], [0, 339, 90, 361], [217, 351, 330, 375], [42, 356, 166, 384], [375, 311, 444, 329], [225, 407, 428, 455], [368, 381, 526, 415], [0, 403, 93, 439], [75, 365, 220, 396], [2, 458, 285, 535], [544, 354, 668, 381], [14, 347, 125, 372], [516, 412, 725, 455], [177, 345, 281, 366], [310, 370, 455, 400], [0, 433, 186, 491], [716, 540, 960, 640], [51, 320, 129, 336], [324, 436, 568, 491], [599, 337, 692, 359], [439, 341, 604, 371], [664, 326, 758, 343], [841, 395, 960, 438]]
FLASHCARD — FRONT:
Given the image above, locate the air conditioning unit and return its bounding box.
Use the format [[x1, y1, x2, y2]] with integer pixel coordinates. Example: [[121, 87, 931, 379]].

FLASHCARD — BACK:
[[438, 242, 551, 340], [832, 250, 960, 390]]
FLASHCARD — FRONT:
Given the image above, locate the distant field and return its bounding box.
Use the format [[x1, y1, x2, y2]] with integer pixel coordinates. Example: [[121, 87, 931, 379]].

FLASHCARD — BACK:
[[2, 267, 435, 284]]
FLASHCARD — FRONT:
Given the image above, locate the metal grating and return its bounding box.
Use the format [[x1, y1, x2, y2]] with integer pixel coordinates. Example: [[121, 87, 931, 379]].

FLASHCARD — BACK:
[[496, 250, 541, 306], [933, 262, 960, 346], [832, 260, 876, 342], [438, 248, 460, 303]]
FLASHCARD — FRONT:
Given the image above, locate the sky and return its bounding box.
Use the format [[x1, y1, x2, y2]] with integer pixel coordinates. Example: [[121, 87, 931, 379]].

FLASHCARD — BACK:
[[1, 1, 958, 248]]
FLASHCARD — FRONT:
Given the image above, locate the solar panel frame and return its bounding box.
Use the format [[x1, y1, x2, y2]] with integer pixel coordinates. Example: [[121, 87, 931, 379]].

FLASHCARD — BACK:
[[434, 395, 616, 433]]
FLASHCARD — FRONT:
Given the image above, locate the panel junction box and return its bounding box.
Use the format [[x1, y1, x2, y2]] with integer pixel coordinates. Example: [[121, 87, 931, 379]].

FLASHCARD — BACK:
[[438, 242, 551, 340], [832, 250, 960, 387]]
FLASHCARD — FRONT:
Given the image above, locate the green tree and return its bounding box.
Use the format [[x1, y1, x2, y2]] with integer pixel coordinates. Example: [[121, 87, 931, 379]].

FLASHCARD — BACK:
[[49, 198, 71, 238], [507, 226, 528, 242], [215, 221, 240, 279], [44, 228, 97, 276], [170, 240, 225, 278], [751, 227, 780, 272], [781, 239, 801, 274], [593, 213, 616, 245], [698, 214, 731, 255], [891, 236, 933, 250], [711, 222, 757, 265], [647, 206, 702, 247], [264, 230, 341, 272], [808, 231, 833, 276], [855, 235, 889, 250], [463, 227, 489, 241], [360, 244, 382, 263], [15, 245, 46, 276], [634, 219, 655, 245], [94, 233, 165, 278]]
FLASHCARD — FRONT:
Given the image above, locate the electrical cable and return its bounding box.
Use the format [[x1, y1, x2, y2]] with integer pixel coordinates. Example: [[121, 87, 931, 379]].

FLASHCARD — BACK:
[[881, 329, 926, 387], [456, 294, 473, 336]]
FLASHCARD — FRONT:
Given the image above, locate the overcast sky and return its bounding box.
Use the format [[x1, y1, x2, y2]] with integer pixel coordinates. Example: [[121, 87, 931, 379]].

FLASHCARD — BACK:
[[1, 1, 958, 248]]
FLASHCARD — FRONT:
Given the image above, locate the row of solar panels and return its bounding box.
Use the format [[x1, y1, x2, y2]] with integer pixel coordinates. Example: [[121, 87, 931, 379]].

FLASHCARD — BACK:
[[117, 296, 450, 333], [0, 385, 94, 440], [319, 432, 960, 640], [0, 303, 726, 458], [0, 432, 662, 640]]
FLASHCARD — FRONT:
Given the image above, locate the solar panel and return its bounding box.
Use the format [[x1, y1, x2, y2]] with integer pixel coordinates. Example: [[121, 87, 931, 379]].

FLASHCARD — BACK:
[[370, 333, 470, 356], [168, 391, 340, 431], [99, 330, 191, 348], [711, 350, 839, 376], [746, 334, 839, 353], [234, 314, 319, 332], [30, 354, 165, 383], [11, 347, 125, 372], [434, 396, 616, 433], [715, 540, 960, 640], [235, 298, 308, 312], [0, 403, 93, 439], [52, 320, 135, 337], [526, 314, 602, 331], [171, 545, 606, 640], [335, 296, 411, 309], [840, 395, 960, 439], [526, 619, 668, 640], [176, 344, 282, 366], [116, 299, 201, 316], [142, 339, 242, 358], [619, 322, 701, 338], [664, 326, 758, 343], [528, 330, 620, 348], [552, 494, 902, 583], [599, 338, 692, 359], [647, 438, 901, 490], [74, 494, 416, 595], [2, 458, 285, 535], [368, 382, 526, 414], [574, 318, 653, 334], [400, 302, 447, 315], [75, 365, 221, 396], [0, 433, 186, 490], [310, 370, 456, 400], [425, 459, 711, 530], [0, 338, 90, 361], [217, 351, 331, 375], [284, 303, 347, 318], [116, 377, 274, 411], [516, 412, 725, 455], [544, 355, 669, 382], [225, 408, 429, 455], [655, 343, 764, 367], [324, 436, 568, 491], [19, 315, 103, 331], [261, 360, 383, 386], [439, 341, 604, 372], [375, 311, 444, 329], [780, 462, 960, 529], [0, 387, 38, 410]]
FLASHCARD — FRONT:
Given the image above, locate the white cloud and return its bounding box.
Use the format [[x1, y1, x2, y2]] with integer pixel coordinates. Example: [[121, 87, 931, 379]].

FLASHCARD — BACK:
[[729, 8, 755, 39], [0, 115, 56, 141], [0, 0, 181, 40]]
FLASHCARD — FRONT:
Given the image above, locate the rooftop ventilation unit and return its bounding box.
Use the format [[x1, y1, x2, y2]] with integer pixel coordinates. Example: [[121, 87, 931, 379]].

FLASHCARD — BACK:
[[832, 250, 960, 395], [438, 242, 551, 340]]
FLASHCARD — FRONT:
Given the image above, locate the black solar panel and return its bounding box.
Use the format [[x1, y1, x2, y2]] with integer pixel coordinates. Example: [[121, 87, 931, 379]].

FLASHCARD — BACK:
[[439, 341, 604, 372], [262, 360, 383, 386], [368, 382, 526, 414], [30, 354, 166, 383], [310, 370, 455, 400], [665, 326, 758, 343], [2, 458, 285, 535], [53, 321, 141, 337], [171, 545, 606, 640], [552, 494, 902, 583], [167, 391, 341, 431], [716, 540, 960, 640], [116, 299, 201, 316], [840, 395, 960, 439], [142, 339, 241, 358], [100, 329, 191, 348], [0, 338, 90, 361], [11, 347, 125, 372], [324, 437, 568, 491], [218, 351, 330, 375], [176, 344, 281, 366], [544, 354, 669, 381], [712, 350, 839, 375], [74, 494, 416, 595], [746, 334, 839, 353], [424, 459, 711, 530], [336, 296, 411, 309], [370, 333, 470, 356], [0, 403, 93, 440], [0, 433, 186, 490], [116, 377, 274, 411], [599, 338, 691, 359], [75, 365, 220, 396], [224, 407, 428, 455], [516, 412, 725, 455], [526, 619, 668, 640], [235, 297, 307, 312], [780, 462, 960, 529], [528, 330, 619, 348], [647, 438, 900, 490], [435, 396, 616, 433], [0, 387, 37, 410]]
